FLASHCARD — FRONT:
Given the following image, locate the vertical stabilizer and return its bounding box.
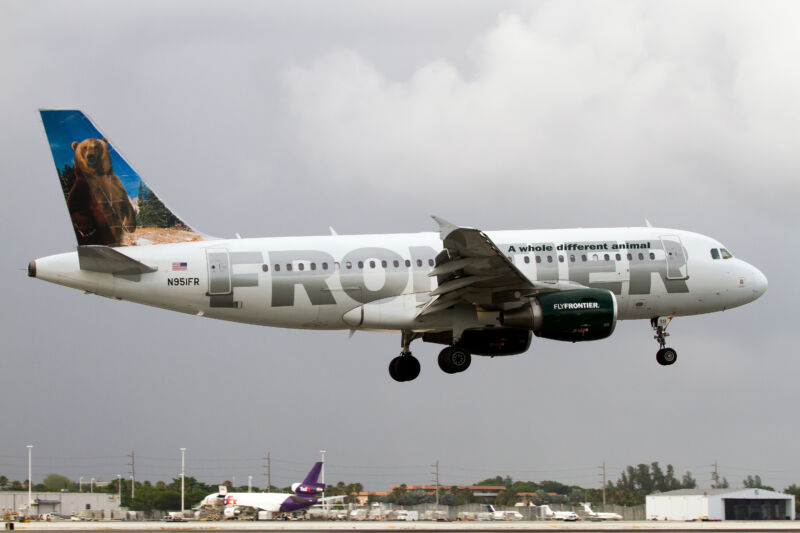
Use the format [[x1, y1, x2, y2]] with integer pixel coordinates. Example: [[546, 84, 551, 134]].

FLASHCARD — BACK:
[[40, 110, 206, 247], [293, 461, 325, 495]]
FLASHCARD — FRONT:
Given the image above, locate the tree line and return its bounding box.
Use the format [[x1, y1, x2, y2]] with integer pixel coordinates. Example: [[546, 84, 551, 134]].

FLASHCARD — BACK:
[[1, 462, 798, 513]]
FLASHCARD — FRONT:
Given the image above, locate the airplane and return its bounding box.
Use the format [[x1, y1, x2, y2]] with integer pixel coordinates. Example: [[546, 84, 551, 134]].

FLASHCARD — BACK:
[[486, 504, 523, 521], [580, 502, 622, 520], [196, 461, 326, 518], [539, 504, 579, 521], [30, 110, 768, 382]]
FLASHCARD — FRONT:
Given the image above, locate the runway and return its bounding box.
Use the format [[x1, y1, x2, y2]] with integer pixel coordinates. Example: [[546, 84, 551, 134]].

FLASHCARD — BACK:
[[5, 521, 800, 532]]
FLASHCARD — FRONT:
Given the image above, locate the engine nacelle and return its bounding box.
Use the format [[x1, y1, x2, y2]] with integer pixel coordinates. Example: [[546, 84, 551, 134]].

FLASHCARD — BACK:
[[502, 289, 617, 342], [422, 328, 532, 356]]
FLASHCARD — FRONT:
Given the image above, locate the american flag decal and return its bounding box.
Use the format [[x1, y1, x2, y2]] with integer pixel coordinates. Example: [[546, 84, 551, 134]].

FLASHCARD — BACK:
[[172, 262, 188, 271]]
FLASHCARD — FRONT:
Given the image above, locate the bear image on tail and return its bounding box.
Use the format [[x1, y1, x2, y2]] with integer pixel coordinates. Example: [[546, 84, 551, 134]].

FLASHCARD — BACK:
[[66, 137, 135, 246]]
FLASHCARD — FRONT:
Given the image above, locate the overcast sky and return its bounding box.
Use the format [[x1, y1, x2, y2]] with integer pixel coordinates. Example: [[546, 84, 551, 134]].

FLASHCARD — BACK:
[[2, 1, 799, 492]]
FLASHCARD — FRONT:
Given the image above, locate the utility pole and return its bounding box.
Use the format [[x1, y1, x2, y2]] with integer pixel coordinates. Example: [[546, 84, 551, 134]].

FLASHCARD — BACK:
[[267, 452, 271, 491], [320, 450, 326, 511], [26, 445, 33, 516], [711, 460, 719, 489], [248, 475, 252, 493], [431, 460, 440, 508], [180, 448, 186, 515], [128, 450, 135, 499], [117, 474, 122, 504], [600, 462, 607, 506]]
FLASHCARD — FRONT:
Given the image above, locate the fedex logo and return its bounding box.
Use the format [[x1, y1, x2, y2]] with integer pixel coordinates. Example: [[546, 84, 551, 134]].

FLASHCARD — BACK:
[[225, 496, 237, 505]]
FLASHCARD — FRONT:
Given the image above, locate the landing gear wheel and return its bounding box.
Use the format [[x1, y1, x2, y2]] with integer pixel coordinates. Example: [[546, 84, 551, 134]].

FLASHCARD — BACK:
[[656, 347, 677, 366], [389, 354, 421, 382], [438, 346, 472, 374]]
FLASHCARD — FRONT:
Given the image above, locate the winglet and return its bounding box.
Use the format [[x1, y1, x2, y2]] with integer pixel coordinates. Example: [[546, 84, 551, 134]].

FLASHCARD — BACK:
[[431, 216, 459, 240]]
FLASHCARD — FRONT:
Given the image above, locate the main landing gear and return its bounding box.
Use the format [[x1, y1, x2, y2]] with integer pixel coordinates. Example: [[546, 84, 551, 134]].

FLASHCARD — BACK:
[[652, 316, 677, 366], [388, 331, 473, 382], [389, 331, 421, 382]]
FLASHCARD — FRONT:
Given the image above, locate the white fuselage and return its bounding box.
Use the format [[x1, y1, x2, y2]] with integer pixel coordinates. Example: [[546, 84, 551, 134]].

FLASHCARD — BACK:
[[32, 227, 767, 334]]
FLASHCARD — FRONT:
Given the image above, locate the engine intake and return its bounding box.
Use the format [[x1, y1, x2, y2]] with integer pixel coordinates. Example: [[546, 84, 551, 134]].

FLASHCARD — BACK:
[[502, 288, 617, 342]]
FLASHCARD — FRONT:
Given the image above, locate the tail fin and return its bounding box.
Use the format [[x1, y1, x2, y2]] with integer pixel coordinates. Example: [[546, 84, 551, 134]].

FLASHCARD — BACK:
[[292, 461, 325, 495], [39, 110, 205, 247], [487, 504, 496, 513]]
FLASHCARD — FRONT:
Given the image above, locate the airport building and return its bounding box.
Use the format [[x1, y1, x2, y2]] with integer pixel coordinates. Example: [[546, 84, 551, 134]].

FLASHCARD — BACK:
[[646, 488, 795, 521], [0, 491, 121, 518]]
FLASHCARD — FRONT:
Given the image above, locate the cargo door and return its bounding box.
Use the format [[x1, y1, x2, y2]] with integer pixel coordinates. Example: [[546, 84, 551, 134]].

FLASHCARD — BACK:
[[207, 249, 231, 294], [660, 235, 689, 280]]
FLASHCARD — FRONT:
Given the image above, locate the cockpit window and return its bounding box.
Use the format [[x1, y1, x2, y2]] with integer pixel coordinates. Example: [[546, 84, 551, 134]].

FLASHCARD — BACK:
[[720, 248, 733, 259], [710, 248, 720, 260]]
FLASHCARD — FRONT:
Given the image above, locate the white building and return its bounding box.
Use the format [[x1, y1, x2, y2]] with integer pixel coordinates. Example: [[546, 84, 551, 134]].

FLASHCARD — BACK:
[[0, 491, 121, 518], [646, 488, 795, 521]]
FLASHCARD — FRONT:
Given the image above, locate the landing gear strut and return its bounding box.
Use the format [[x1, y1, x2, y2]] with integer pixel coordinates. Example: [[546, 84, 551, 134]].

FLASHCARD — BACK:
[[652, 316, 677, 366], [389, 330, 421, 382]]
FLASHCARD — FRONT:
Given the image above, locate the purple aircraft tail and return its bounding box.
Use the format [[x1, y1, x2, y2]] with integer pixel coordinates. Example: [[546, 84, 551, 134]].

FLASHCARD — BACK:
[[293, 461, 325, 496]]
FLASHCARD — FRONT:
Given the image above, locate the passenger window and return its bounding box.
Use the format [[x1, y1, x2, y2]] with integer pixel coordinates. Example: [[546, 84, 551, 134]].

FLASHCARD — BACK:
[[536, 256, 542, 264], [369, 260, 375, 268], [581, 254, 587, 262], [405, 260, 411, 267], [381, 260, 387, 268], [346, 262, 352, 269], [638, 253, 644, 260], [720, 248, 733, 259], [615, 253, 621, 261], [524, 256, 530, 264], [310, 263, 316, 271], [428, 259, 434, 266], [603, 254, 609, 261], [570, 255, 575, 262], [298, 263, 304, 271], [262, 264, 269, 272], [627, 253, 632, 260], [558, 255, 564, 263], [416, 259, 422, 267], [649, 252, 655, 260], [287, 264, 293, 271], [358, 261, 364, 269], [274, 264, 280, 272], [710, 248, 720, 260], [547, 256, 553, 263], [393, 260, 399, 267], [323, 262, 328, 270]]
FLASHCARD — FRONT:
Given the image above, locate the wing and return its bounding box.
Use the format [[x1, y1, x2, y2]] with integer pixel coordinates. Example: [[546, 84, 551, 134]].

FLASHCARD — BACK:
[[418, 216, 585, 316]]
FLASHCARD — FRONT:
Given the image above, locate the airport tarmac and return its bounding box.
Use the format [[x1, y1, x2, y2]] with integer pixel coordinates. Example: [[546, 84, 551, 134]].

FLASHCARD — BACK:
[[5, 521, 800, 532]]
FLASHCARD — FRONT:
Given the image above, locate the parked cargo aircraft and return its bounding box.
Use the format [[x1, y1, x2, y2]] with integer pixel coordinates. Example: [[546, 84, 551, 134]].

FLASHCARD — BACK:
[[30, 110, 768, 381], [197, 461, 326, 518]]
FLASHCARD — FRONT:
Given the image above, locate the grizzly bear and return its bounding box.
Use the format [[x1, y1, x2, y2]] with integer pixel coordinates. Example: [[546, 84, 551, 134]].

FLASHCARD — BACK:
[[66, 137, 135, 246]]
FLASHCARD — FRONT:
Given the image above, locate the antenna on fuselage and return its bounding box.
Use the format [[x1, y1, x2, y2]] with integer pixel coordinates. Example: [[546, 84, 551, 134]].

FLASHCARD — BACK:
[[645, 218, 653, 228]]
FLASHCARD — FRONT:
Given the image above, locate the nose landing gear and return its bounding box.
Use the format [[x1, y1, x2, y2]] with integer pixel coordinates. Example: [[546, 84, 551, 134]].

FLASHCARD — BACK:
[[652, 316, 677, 366]]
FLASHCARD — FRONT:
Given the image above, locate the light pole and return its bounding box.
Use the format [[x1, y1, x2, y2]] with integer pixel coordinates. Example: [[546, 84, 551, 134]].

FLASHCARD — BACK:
[[320, 450, 326, 510], [91, 477, 95, 493], [26, 445, 33, 517], [117, 475, 122, 505], [248, 475, 252, 493], [180, 448, 186, 516], [79, 477, 83, 493]]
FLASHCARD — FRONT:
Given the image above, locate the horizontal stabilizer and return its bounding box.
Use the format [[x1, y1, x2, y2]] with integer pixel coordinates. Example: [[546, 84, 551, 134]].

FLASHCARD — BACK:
[[78, 245, 157, 275]]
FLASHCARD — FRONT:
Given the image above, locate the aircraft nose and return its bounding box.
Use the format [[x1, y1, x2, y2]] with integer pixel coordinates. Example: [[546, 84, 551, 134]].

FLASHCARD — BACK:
[[752, 266, 768, 300]]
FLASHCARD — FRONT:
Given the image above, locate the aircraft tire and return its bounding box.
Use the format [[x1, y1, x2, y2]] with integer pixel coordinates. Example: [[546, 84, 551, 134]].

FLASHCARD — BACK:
[[389, 355, 421, 382], [389, 357, 403, 381], [661, 347, 677, 365], [438, 346, 471, 374]]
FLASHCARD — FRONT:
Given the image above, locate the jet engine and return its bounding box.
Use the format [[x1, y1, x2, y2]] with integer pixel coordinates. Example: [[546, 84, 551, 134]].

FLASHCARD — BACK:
[[502, 289, 617, 342]]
